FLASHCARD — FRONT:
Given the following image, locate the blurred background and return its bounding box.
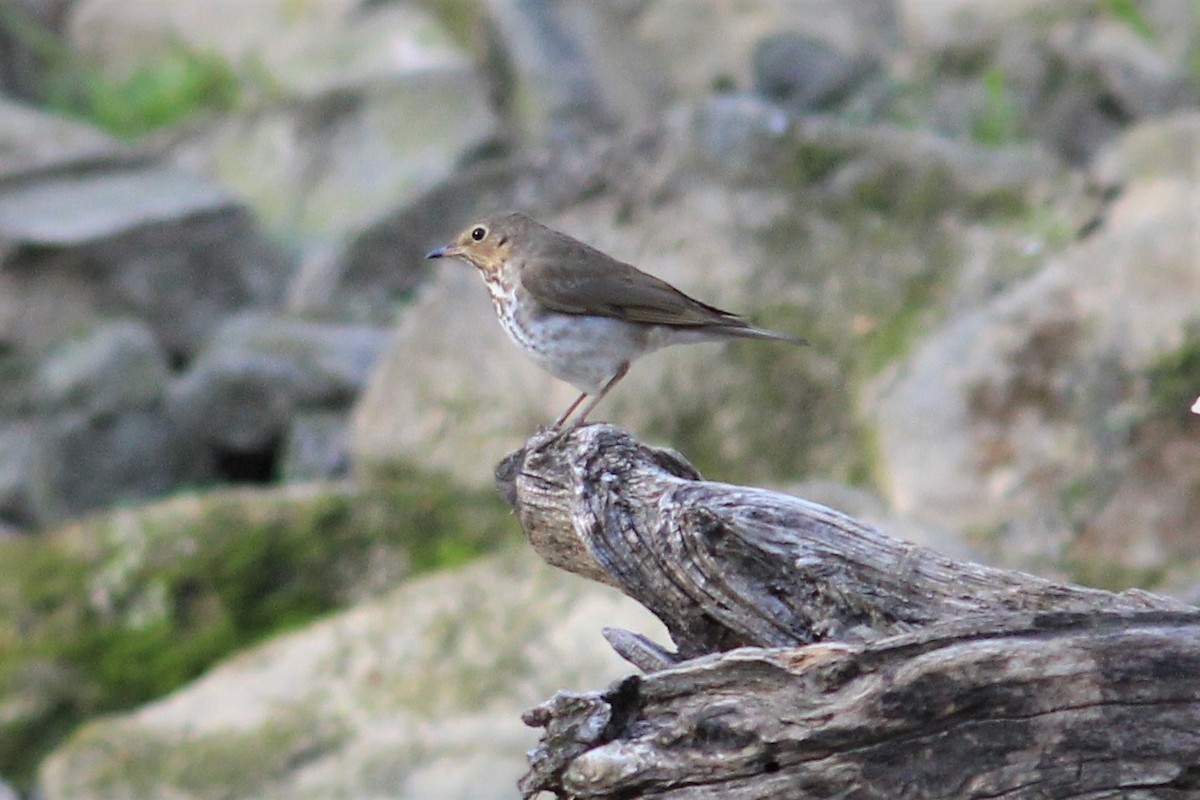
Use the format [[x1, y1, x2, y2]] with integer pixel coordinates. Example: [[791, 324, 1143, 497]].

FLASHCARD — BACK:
[[0, 0, 1198, 797]]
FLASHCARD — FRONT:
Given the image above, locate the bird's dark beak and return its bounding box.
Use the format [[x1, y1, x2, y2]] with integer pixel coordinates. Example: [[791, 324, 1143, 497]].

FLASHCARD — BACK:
[[425, 245, 449, 260]]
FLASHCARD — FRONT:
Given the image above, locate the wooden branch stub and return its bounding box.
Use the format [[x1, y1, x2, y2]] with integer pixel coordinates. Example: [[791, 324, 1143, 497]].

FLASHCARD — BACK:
[[496, 424, 1189, 659]]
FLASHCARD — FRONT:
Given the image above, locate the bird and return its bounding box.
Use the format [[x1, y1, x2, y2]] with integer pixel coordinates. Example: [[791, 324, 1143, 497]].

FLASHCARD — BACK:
[[426, 211, 807, 429]]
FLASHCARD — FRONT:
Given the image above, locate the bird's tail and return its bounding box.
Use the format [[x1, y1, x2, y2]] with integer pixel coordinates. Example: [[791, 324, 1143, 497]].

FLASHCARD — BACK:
[[721, 322, 809, 346]]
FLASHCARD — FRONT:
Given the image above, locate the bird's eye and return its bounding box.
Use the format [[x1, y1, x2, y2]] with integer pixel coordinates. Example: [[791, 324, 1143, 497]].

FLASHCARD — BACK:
[[471, 226, 487, 242]]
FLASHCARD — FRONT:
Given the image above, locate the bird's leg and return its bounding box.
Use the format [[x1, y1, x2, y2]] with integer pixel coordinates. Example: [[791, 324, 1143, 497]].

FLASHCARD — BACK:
[[552, 391, 590, 429], [563, 363, 629, 429]]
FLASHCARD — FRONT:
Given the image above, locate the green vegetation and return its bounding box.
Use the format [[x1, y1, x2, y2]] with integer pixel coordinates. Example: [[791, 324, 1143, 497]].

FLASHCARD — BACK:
[[1101, 0, 1156, 40], [857, 269, 944, 377], [0, 6, 240, 139], [45, 45, 241, 140], [971, 69, 1025, 147], [0, 476, 516, 788], [1145, 329, 1200, 426], [788, 139, 852, 185]]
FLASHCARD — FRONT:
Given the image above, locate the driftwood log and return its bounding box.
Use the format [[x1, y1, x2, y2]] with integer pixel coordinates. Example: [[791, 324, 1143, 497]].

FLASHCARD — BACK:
[[495, 424, 1200, 800]]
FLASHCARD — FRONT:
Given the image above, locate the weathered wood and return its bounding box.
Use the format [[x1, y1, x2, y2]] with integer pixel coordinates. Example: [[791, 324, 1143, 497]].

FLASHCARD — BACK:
[[497, 425, 1189, 658], [497, 425, 1200, 799], [521, 613, 1200, 799]]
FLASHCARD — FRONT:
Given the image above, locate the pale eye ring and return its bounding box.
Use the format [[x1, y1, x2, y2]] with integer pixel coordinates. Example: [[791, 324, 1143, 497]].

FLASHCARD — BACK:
[[471, 226, 487, 242]]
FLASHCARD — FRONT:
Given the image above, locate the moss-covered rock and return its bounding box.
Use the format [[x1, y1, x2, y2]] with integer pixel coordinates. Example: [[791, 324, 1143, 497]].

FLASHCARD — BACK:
[[36, 549, 664, 800], [0, 473, 516, 788]]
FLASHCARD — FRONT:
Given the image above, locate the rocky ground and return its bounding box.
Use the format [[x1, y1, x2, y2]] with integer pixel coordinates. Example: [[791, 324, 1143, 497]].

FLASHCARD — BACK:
[[0, 0, 1198, 797]]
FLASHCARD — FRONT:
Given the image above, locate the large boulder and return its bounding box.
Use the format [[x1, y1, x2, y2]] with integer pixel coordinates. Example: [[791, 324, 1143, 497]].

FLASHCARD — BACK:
[[0, 164, 288, 359], [37, 548, 665, 800], [21, 319, 198, 525], [0, 98, 140, 181], [28, 407, 203, 526], [0, 475, 518, 788], [865, 113, 1200, 587], [31, 319, 168, 418], [169, 312, 389, 477]]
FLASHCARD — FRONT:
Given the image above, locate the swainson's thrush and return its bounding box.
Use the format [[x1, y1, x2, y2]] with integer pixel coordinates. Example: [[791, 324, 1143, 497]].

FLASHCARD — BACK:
[[427, 212, 806, 428]]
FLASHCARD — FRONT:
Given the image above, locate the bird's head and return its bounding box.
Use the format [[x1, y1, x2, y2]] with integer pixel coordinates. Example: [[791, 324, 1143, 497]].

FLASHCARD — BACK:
[[426, 212, 527, 278]]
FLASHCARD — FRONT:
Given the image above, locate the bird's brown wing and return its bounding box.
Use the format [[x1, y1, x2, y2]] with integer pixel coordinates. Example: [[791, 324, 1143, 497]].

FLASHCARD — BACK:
[[520, 235, 741, 328]]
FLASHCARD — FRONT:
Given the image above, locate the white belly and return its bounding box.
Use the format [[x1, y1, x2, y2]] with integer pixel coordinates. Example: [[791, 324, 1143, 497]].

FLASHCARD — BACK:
[[486, 280, 659, 395]]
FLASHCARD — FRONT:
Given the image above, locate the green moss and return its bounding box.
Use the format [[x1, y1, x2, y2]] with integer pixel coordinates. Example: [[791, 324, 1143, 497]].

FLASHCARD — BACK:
[[1145, 330, 1200, 427], [858, 269, 944, 377], [0, 474, 516, 788], [788, 139, 851, 185], [52, 703, 345, 797]]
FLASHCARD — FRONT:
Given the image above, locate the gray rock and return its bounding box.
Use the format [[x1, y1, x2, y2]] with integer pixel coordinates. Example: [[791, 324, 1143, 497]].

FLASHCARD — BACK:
[[28, 408, 209, 525], [897, 0, 1055, 53], [687, 94, 796, 185], [0, 167, 231, 246], [0, 114, 287, 360], [0, 421, 38, 528], [32, 320, 168, 417], [480, 0, 627, 140], [170, 351, 299, 456], [280, 411, 349, 482], [0, 204, 288, 358], [865, 120, 1200, 572], [38, 548, 666, 800], [1079, 19, 1192, 122], [0, 346, 36, 417], [1024, 19, 1193, 164], [0, 97, 140, 182], [637, 0, 896, 101], [821, 122, 1060, 213], [1092, 110, 1200, 187], [168, 65, 497, 240], [68, 0, 466, 92], [753, 32, 878, 111], [171, 313, 387, 455]]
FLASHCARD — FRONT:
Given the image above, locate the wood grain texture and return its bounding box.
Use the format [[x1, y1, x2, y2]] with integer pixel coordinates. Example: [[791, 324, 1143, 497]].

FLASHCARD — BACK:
[[497, 425, 1200, 799]]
